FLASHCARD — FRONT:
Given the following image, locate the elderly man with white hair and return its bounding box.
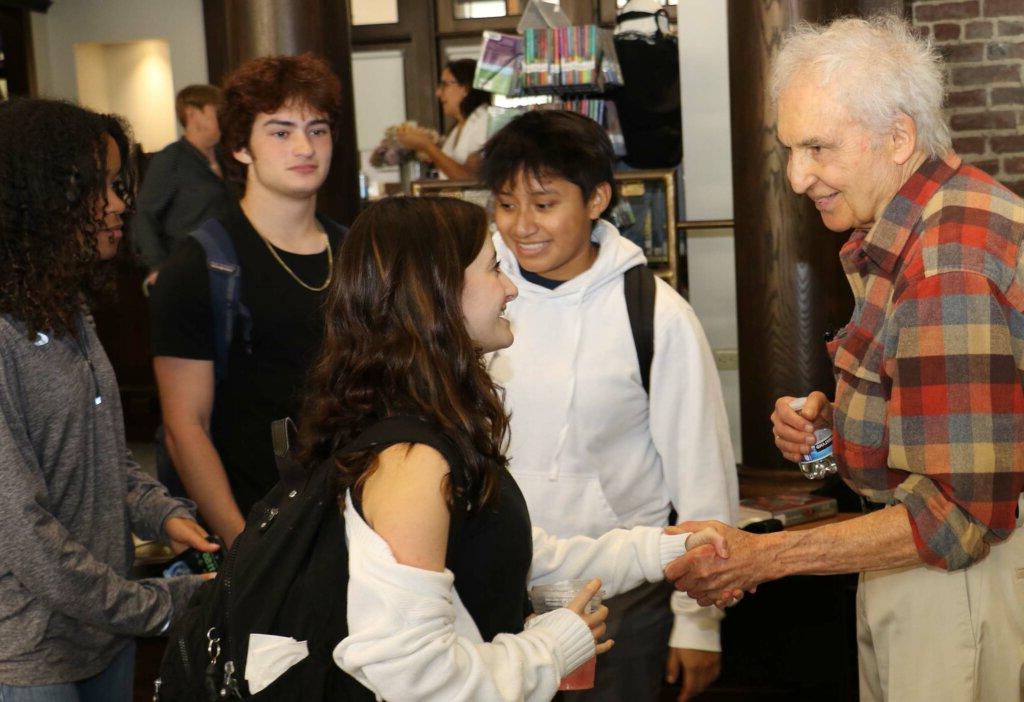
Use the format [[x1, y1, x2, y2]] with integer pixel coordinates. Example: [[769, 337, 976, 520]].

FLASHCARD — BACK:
[[665, 15, 1024, 701]]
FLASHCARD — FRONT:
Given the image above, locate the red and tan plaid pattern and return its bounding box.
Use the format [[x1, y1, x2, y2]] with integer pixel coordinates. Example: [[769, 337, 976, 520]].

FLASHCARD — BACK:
[[827, 154, 1024, 570]]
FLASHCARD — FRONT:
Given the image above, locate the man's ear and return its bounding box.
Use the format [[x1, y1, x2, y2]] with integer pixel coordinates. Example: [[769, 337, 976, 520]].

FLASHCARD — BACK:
[[586, 182, 612, 219], [891, 112, 918, 166], [233, 146, 253, 165]]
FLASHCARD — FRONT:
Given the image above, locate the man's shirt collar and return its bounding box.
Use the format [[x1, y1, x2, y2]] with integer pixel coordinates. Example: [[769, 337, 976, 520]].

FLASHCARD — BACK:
[[851, 153, 962, 274]]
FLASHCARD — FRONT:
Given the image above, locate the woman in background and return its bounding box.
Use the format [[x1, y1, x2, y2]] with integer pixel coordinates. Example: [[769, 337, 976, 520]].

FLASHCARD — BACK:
[[0, 98, 216, 702], [396, 59, 491, 180]]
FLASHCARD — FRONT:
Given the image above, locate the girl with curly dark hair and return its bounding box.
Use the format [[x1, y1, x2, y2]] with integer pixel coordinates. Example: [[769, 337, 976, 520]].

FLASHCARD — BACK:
[[0, 99, 217, 701], [292, 196, 724, 700]]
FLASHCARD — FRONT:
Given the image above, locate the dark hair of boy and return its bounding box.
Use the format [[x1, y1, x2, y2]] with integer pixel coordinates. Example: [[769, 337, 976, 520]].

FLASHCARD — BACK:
[[481, 110, 619, 217], [218, 52, 344, 155], [445, 59, 490, 120], [174, 84, 222, 127]]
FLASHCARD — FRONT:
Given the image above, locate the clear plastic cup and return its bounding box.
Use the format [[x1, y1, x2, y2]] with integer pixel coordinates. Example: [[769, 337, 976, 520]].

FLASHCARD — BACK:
[[529, 579, 606, 691]]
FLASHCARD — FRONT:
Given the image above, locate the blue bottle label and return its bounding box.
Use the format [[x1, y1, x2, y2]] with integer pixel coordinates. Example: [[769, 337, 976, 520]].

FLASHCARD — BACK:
[[803, 428, 833, 462]]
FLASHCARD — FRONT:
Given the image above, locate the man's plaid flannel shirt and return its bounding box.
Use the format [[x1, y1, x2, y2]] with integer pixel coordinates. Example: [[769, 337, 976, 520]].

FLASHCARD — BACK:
[[827, 154, 1024, 570]]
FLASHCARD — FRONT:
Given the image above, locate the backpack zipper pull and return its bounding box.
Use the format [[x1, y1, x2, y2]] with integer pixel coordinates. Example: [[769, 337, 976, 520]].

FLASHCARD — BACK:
[[220, 660, 242, 698], [204, 627, 222, 698]]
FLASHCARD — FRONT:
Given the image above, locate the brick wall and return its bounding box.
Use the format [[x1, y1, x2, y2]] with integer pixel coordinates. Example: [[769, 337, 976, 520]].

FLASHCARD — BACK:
[[912, 0, 1024, 197]]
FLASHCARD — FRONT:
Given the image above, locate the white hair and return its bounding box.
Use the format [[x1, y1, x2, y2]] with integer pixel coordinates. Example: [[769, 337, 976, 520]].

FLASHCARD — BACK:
[[769, 15, 951, 158]]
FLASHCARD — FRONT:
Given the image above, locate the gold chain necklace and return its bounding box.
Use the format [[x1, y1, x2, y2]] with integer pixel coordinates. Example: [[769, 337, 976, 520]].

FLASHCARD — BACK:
[[258, 226, 333, 292]]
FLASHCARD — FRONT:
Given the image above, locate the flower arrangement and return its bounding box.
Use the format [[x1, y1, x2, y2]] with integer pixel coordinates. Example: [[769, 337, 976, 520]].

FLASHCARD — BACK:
[[369, 122, 441, 168]]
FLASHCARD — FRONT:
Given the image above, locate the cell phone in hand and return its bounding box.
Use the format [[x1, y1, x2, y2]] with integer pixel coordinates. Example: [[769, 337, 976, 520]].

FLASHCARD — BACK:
[[162, 535, 225, 578]]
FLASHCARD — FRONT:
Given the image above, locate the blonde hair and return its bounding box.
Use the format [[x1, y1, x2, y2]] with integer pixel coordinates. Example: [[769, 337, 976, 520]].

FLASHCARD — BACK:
[[769, 15, 951, 158]]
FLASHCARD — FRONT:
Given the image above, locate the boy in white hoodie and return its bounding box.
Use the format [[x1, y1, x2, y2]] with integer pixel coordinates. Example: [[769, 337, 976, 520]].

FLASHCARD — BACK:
[[482, 111, 739, 701]]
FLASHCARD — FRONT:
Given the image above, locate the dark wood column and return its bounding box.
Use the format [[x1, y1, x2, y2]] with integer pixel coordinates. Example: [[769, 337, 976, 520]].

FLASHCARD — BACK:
[[203, 0, 360, 226], [728, 1, 861, 470], [0, 6, 36, 96]]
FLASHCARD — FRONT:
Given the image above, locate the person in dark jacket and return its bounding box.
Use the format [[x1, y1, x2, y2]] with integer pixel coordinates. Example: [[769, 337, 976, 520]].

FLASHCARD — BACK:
[[133, 84, 233, 288]]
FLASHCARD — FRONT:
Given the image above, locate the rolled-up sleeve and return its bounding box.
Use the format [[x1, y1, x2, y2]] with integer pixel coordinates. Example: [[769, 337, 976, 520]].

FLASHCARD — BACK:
[[887, 271, 1024, 570]]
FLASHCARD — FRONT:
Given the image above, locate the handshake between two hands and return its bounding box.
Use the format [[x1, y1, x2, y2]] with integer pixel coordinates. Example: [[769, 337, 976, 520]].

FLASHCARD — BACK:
[[658, 393, 830, 607], [663, 523, 763, 609]]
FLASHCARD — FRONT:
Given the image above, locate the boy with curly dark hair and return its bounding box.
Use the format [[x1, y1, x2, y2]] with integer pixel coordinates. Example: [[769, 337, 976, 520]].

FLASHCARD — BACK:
[[150, 54, 347, 546]]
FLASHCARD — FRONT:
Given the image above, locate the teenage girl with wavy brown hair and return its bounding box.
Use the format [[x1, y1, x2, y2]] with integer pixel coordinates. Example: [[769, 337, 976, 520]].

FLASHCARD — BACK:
[[297, 196, 727, 701]]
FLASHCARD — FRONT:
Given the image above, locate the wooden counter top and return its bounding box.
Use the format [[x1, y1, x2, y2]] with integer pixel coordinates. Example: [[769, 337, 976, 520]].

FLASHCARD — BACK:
[[787, 511, 860, 530]]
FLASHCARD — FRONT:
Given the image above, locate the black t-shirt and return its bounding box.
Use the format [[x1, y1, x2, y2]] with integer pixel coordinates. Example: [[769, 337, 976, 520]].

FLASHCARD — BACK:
[[447, 470, 535, 640], [350, 417, 534, 642], [150, 205, 345, 516]]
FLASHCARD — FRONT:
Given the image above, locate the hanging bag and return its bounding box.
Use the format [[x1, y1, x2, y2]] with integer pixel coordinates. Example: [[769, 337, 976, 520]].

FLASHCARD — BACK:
[[609, 9, 682, 168]]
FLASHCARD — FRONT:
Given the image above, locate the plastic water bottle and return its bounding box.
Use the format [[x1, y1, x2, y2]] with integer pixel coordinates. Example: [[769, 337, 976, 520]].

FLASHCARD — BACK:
[[789, 397, 838, 479]]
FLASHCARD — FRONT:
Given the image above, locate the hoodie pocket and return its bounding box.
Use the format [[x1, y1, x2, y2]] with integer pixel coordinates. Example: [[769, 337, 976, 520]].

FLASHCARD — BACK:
[[513, 470, 621, 538]]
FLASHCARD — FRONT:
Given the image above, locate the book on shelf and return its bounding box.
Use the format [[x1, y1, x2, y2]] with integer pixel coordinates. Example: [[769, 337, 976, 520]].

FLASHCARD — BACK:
[[738, 494, 838, 527], [521, 25, 620, 94], [474, 31, 523, 96]]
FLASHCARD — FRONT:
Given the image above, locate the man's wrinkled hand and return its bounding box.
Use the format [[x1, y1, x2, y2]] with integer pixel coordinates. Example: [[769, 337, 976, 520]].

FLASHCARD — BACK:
[[771, 391, 832, 463], [666, 648, 720, 701], [666, 523, 768, 607]]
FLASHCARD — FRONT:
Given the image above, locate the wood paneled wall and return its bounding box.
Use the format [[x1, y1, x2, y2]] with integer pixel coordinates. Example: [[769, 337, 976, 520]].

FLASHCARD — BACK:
[[728, 1, 865, 469]]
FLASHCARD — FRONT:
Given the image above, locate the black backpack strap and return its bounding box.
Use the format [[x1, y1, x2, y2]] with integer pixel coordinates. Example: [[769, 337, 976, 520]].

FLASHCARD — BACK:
[[341, 416, 471, 556], [342, 416, 466, 483], [624, 264, 656, 395], [271, 417, 308, 493], [189, 218, 253, 385]]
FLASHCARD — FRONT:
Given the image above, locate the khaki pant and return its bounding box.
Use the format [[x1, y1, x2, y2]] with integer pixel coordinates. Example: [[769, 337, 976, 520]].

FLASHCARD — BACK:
[[858, 499, 1024, 702]]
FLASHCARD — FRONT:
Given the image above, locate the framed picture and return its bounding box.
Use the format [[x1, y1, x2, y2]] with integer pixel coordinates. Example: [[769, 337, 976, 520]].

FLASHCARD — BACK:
[[611, 168, 678, 289], [409, 167, 681, 291], [410, 178, 493, 211]]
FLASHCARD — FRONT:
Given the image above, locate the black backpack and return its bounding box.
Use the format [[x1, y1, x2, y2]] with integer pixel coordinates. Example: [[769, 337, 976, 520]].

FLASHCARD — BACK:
[[155, 416, 452, 701]]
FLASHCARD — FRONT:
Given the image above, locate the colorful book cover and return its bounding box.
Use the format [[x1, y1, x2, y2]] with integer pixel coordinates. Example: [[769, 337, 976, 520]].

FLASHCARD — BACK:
[[474, 31, 523, 95]]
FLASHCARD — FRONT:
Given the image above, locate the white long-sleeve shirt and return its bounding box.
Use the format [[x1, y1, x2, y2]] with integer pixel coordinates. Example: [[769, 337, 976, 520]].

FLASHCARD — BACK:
[[437, 105, 489, 181], [333, 491, 689, 701], [489, 221, 739, 650]]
